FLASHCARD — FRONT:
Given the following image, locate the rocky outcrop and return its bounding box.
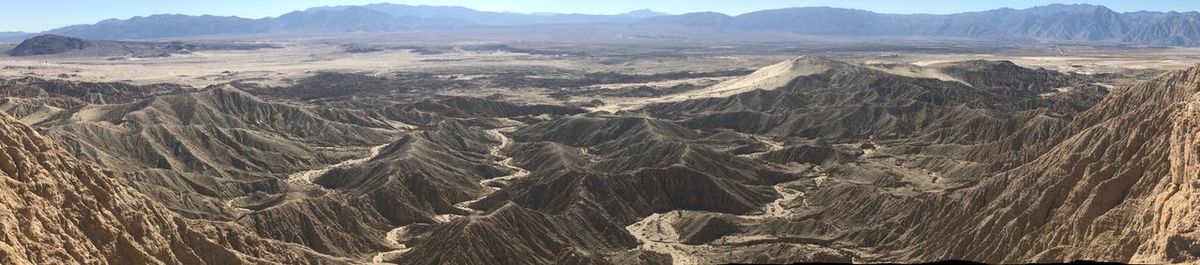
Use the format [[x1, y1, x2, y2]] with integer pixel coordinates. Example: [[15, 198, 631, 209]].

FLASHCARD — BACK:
[[32, 86, 400, 219], [1132, 71, 1200, 263], [778, 64, 1200, 263], [7, 34, 89, 56], [0, 112, 333, 264]]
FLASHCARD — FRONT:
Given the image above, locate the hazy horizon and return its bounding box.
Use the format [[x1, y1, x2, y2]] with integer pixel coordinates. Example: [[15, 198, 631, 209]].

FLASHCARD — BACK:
[[5, 0, 1200, 32]]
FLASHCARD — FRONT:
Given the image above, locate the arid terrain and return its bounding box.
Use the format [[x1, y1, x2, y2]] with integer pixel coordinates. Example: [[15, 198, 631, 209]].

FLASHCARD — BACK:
[[3, 2, 1200, 265]]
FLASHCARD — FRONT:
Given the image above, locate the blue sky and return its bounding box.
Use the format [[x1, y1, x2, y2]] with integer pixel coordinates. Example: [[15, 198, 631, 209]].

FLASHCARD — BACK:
[[5, 0, 1200, 32]]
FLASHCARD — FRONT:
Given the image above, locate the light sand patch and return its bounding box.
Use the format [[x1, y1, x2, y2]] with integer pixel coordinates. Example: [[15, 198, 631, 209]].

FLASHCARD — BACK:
[[592, 56, 840, 112], [863, 63, 967, 85], [626, 211, 716, 265], [286, 142, 391, 191]]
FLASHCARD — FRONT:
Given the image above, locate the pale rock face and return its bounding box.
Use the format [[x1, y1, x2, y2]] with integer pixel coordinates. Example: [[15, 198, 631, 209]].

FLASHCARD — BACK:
[[0, 113, 335, 264], [1135, 92, 1200, 263]]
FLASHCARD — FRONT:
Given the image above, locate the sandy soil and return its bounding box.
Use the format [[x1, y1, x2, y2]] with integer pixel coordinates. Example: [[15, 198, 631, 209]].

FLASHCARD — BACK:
[[478, 128, 531, 190], [286, 143, 392, 190], [625, 211, 717, 265], [0, 43, 786, 88]]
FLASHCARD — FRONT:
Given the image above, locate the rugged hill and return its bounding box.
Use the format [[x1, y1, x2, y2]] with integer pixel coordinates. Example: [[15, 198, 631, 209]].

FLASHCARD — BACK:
[[854, 62, 1200, 263], [3, 56, 1198, 264], [7, 34, 89, 56], [28, 3, 1200, 45], [46, 7, 470, 40], [0, 112, 338, 264], [5, 34, 278, 57], [34, 86, 401, 222], [628, 57, 1199, 263], [637, 4, 1200, 45]]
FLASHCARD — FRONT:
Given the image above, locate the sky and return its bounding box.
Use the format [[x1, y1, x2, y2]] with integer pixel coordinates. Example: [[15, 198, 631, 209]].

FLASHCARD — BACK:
[[5, 0, 1200, 32]]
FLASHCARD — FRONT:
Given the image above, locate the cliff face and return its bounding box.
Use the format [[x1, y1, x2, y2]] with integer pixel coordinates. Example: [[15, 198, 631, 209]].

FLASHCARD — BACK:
[[625, 58, 1200, 263], [913, 66, 1200, 262], [1134, 72, 1200, 263], [809, 65, 1200, 263], [0, 112, 336, 264], [0, 112, 231, 263]]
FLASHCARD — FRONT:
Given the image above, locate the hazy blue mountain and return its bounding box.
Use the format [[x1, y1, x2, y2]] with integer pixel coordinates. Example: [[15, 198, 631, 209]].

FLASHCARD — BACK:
[[30, 3, 1200, 46], [48, 14, 261, 39], [0, 32, 32, 43], [7, 34, 88, 55], [312, 4, 666, 26], [272, 6, 412, 32], [45, 6, 474, 40], [635, 4, 1200, 45], [632, 12, 735, 29]]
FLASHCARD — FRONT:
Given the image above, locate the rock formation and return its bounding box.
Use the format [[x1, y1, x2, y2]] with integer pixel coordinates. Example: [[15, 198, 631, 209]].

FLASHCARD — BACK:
[[7, 34, 89, 56], [0, 112, 337, 264], [2, 56, 1198, 264]]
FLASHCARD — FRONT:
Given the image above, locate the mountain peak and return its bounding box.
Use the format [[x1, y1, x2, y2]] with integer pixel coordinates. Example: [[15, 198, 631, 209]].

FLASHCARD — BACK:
[[624, 9, 668, 18], [1025, 3, 1115, 14]]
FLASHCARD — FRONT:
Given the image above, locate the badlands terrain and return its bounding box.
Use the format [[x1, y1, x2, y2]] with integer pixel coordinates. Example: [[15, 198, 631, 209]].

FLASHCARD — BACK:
[[1, 4, 1200, 264], [1, 35, 1199, 264]]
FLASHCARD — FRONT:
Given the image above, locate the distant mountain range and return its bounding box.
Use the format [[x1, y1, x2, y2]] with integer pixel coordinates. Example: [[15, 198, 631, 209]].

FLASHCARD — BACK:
[[307, 4, 665, 26], [41, 4, 664, 40], [20, 3, 1200, 46], [5, 34, 279, 57], [46, 6, 475, 40], [0, 32, 32, 42], [638, 4, 1200, 45]]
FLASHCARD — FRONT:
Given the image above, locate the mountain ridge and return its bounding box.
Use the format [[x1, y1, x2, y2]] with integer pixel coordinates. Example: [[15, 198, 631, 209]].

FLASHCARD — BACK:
[[28, 3, 1200, 46]]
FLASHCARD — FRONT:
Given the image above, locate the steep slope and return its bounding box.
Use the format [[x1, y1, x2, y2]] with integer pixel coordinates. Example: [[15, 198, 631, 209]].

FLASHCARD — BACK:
[[7, 53, 1198, 264], [1135, 86, 1200, 262], [633, 58, 1198, 263], [614, 57, 1200, 263], [870, 64, 1200, 263], [25, 86, 401, 222], [1123, 13, 1200, 45], [0, 112, 335, 264], [370, 58, 1182, 264], [375, 112, 792, 264]]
